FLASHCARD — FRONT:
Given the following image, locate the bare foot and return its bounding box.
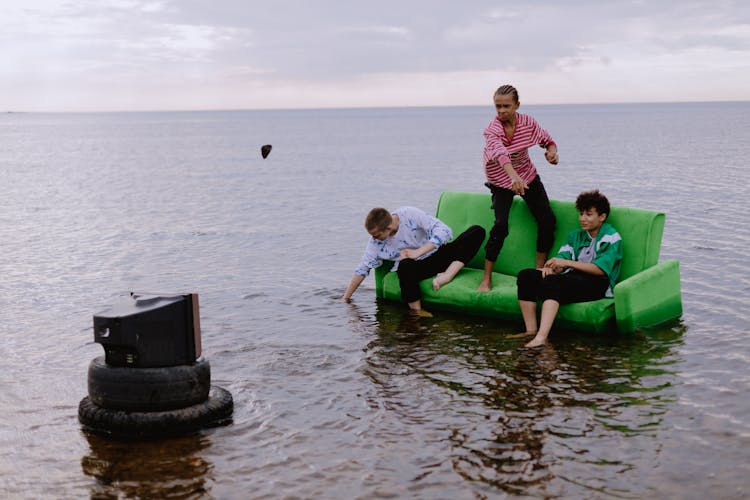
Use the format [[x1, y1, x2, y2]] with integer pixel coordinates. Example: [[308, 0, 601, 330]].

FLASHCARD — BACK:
[[409, 309, 433, 318], [506, 331, 536, 339], [524, 335, 548, 348], [432, 273, 448, 291], [477, 280, 492, 292]]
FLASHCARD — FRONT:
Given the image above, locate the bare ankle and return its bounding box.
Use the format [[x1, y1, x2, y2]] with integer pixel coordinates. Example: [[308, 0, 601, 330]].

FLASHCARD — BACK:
[[525, 334, 548, 348], [507, 331, 536, 339], [432, 274, 446, 291]]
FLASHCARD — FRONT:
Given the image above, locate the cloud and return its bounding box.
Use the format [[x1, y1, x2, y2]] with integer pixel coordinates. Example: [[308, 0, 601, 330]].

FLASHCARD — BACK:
[[1, 0, 748, 111]]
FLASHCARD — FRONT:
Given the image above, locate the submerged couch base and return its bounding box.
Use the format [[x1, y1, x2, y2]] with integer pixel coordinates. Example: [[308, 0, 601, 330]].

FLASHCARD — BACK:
[[379, 268, 616, 333]]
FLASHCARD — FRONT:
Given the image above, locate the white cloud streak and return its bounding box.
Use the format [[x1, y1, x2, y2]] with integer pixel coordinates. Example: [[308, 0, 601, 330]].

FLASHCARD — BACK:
[[1, 0, 748, 111]]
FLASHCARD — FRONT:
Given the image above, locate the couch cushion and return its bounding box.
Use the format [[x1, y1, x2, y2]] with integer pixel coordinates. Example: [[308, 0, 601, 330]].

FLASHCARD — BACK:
[[381, 268, 616, 333], [554, 297, 615, 333], [381, 268, 519, 318], [435, 191, 538, 275]]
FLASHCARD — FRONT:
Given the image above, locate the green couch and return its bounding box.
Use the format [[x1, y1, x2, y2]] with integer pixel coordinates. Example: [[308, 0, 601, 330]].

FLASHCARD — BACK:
[[375, 191, 682, 333]]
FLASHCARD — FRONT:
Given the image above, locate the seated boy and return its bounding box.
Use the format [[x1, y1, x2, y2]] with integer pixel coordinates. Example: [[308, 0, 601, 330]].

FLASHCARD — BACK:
[[342, 206, 485, 315], [514, 190, 622, 347]]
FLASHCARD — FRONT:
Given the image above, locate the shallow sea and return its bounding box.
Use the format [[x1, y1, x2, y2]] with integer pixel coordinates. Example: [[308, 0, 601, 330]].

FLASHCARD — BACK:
[[1, 102, 749, 498]]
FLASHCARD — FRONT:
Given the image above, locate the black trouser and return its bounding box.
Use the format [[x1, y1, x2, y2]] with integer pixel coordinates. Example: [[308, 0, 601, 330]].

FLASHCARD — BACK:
[[517, 268, 609, 304], [397, 225, 486, 303], [484, 176, 556, 262]]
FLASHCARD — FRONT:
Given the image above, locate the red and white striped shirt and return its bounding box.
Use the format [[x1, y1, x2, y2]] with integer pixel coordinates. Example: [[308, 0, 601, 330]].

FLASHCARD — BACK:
[[483, 112, 556, 189]]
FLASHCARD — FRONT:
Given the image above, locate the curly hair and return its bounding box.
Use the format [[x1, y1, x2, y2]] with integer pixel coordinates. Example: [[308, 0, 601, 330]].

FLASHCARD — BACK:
[[575, 190, 611, 218]]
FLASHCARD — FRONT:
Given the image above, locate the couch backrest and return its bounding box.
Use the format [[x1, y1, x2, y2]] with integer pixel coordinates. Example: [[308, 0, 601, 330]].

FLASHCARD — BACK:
[[435, 191, 665, 280]]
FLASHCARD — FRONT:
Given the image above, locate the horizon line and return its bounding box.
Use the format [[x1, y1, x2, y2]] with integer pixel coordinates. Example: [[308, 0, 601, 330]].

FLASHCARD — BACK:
[[4, 97, 748, 115]]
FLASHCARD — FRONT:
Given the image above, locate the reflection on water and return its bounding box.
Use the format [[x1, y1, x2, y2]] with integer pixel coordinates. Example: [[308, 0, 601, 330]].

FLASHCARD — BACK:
[[364, 301, 684, 497], [2, 103, 749, 497], [81, 432, 214, 499]]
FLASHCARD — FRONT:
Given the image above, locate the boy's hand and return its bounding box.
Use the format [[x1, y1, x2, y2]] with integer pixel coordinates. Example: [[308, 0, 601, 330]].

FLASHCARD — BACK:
[[544, 257, 567, 273], [400, 248, 420, 260], [539, 267, 556, 277], [511, 176, 528, 195], [545, 148, 559, 165]]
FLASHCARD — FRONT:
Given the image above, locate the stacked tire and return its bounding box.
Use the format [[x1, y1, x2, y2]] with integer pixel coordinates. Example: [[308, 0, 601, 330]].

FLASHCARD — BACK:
[[78, 356, 233, 439]]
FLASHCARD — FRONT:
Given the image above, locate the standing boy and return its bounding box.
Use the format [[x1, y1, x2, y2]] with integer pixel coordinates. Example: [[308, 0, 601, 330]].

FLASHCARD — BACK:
[[480, 84, 559, 292]]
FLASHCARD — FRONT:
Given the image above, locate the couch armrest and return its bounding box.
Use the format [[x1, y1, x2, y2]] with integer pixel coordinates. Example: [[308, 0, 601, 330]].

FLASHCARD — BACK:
[[374, 260, 395, 298], [614, 259, 682, 333]]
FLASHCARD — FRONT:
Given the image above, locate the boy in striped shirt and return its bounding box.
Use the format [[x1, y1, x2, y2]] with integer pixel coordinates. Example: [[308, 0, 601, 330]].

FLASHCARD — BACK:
[[479, 84, 559, 292], [514, 190, 623, 348]]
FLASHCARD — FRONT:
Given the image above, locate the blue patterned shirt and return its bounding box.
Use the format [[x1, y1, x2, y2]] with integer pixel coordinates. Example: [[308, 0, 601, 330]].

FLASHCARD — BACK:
[[354, 206, 453, 276]]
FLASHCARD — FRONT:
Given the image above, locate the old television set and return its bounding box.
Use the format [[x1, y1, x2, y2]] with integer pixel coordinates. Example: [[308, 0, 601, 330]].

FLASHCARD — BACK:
[[93, 292, 202, 367]]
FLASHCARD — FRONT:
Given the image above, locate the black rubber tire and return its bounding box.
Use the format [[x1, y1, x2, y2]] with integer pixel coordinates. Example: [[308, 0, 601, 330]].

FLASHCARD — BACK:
[[78, 386, 234, 440], [87, 356, 210, 411]]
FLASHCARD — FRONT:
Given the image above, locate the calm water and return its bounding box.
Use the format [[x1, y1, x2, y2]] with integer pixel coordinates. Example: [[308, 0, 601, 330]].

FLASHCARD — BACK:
[[1, 102, 748, 498]]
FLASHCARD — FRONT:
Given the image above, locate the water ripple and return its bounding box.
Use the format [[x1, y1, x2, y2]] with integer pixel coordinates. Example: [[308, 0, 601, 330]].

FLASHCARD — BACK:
[[2, 105, 750, 498]]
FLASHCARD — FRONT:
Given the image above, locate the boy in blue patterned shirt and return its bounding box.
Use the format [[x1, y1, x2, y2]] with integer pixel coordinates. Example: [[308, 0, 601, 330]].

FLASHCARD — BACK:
[[514, 190, 623, 347], [342, 206, 485, 315]]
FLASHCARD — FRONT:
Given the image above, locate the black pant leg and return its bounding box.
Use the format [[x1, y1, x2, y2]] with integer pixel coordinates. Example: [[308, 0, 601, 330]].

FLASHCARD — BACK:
[[538, 271, 609, 304], [521, 176, 557, 254], [444, 225, 486, 264], [397, 226, 487, 303], [396, 259, 423, 303], [485, 186, 514, 262], [396, 254, 451, 303], [517, 268, 544, 301]]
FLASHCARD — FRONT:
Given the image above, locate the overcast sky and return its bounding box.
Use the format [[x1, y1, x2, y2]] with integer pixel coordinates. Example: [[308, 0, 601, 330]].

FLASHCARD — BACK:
[[2, 0, 749, 112]]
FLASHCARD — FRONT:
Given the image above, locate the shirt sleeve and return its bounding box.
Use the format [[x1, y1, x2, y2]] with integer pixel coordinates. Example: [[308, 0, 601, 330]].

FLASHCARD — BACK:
[[483, 120, 512, 167], [593, 233, 623, 278], [354, 241, 382, 276], [555, 231, 576, 260], [528, 116, 556, 149], [408, 207, 452, 247]]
